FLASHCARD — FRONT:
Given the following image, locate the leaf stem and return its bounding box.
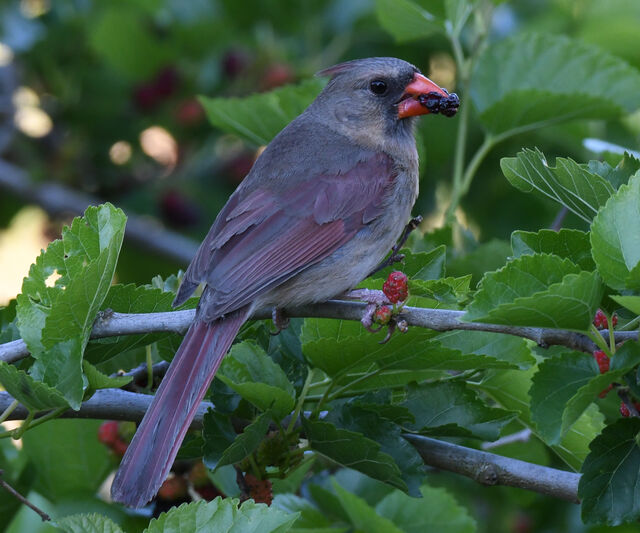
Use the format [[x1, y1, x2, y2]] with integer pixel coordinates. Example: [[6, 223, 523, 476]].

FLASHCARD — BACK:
[[588, 324, 609, 355], [145, 344, 153, 391], [0, 399, 18, 424], [287, 368, 315, 434]]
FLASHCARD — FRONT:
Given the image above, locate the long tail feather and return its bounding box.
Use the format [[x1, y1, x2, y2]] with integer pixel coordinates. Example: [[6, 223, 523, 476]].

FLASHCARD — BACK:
[[110, 307, 250, 507]]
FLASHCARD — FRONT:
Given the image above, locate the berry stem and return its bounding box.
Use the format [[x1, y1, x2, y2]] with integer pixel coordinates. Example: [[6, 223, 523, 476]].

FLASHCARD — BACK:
[[0, 399, 18, 425], [287, 368, 315, 435], [145, 344, 154, 391]]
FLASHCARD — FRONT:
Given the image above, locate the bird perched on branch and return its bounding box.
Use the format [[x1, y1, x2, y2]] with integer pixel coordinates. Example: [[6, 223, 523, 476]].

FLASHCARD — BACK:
[[111, 57, 458, 507]]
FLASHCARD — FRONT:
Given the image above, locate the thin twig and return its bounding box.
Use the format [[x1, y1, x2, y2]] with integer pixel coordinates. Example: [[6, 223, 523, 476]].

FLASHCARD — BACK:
[[368, 215, 423, 277], [2, 302, 637, 364], [0, 470, 51, 522]]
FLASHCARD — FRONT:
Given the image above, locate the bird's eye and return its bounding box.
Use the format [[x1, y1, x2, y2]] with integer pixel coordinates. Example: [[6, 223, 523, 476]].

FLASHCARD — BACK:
[[369, 79, 388, 95]]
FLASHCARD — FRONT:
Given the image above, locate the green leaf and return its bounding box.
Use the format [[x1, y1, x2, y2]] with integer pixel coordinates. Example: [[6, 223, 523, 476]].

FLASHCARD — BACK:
[[472, 33, 640, 135], [56, 513, 124, 533], [82, 360, 131, 391], [331, 481, 404, 533], [21, 419, 112, 502], [85, 283, 179, 364], [591, 171, 640, 290], [144, 497, 298, 533], [0, 362, 70, 411], [375, 484, 476, 533], [200, 78, 325, 146], [579, 418, 640, 526], [480, 368, 605, 470], [501, 149, 616, 223], [302, 418, 407, 492], [531, 343, 640, 445], [374, 0, 443, 42], [301, 318, 526, 396], [446, 239, 511, 288], [16, 204, 126, 409], [202, 409, 238, 470], [611, 295, 640, 315], [511, 229, 595, 271], [587, 151, 640, 189], [464, 253, 603, 329], [218, 341, 295, 419], [272, 494, 337, 531], [327, 400, 425, 495], [207, 411, 271, 472], [402, 382, 515, 441]]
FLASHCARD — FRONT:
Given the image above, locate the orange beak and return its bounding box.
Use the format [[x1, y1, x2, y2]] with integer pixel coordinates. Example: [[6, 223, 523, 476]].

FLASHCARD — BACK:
[[397, 72, 455, 119]]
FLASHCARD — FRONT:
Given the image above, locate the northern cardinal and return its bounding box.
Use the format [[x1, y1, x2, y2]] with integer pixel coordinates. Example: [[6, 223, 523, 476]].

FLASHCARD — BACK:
[[111, 57, 457, 507]]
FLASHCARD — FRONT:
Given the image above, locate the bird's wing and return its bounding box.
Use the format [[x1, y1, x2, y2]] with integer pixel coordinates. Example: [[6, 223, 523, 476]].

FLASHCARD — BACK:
[[174, 151, 396, 319]]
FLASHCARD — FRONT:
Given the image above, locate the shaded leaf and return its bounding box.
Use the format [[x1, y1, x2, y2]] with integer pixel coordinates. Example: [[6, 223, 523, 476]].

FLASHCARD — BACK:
[[200, 78, 325, 146], [218, 341, 295, 419], [402, 382, 515, 441], [473, 33, 640, 134], [375, 484, 476, 533], [591, 171, 640, 290], [374, 0, 443, 42], [511, 229, 595, 271], [612, 295, 640, 315], [464, 253, 603, 329], [302, 418, 407, 492], [531, 343, 640, 444], [501, 149, 615, 223], [579, 418, 640, 526]]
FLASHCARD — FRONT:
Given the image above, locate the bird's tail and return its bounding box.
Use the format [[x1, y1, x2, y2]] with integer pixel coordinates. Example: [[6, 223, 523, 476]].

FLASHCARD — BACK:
[[110, 307, 250, 507]]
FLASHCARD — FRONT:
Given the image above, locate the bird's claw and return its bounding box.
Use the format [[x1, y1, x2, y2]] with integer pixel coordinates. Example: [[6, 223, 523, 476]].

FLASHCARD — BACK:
[[346, 289, 408, 343], [270, 307, 290, 335]]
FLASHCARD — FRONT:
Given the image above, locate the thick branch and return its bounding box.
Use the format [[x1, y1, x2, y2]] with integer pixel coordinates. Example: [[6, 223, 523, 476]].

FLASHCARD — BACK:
[[2, 301, 637, 363], [0, 158, 198, 264], [0, 389, 580, 503], [404, 434, 580, 503]]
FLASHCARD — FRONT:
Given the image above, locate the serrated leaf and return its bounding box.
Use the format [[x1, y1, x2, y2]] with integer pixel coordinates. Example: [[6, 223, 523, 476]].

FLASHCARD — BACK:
[[472, 33, 640, 135], [218, 341, 295, 419], [501, 149, 616, 223], [611, 295, 640, 315], [464, 253, 603, 329], [579, 418, 640, 526], [56, 513, 124, 533], [591, 171, 640, 290], [301, 318, 526, 395], [144, 497, 298, 533], [511, 229, 595, 271], [326, 400, 424, 495], [0, 362, 69, 411], [200, 78, 325, 146], [85, 283, 179, 364], [331, 481, 404, 533], [82, 360, 131, 392], [205, 411, 271, 472], [302, 418, 407, 492], [480, 368, 604, 470], [15, 204, 126, 409], [375, 484, 476, 533], [587, 152, 640, 189], [374, 0, 443, 42], [531, 343, 640, 445], [402, 382, 515, 441]]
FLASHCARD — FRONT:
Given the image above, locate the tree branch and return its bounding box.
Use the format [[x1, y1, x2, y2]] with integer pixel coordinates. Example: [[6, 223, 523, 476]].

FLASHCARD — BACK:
[[0, 158, 198, 265], [0, 389, 581, 503], [404, 434, 580, 503], [2, 301, 637, 363]]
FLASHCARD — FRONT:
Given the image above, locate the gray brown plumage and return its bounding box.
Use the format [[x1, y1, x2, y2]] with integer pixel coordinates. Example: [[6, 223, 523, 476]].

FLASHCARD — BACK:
[[111, 57, 456, 508]]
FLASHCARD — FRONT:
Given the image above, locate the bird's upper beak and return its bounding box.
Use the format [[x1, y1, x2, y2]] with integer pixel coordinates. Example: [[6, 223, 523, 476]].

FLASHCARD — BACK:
[[397, 72, 459, 119]]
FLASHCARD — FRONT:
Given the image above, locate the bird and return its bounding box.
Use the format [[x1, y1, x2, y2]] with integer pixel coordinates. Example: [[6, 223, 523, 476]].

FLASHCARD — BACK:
[[111, 57, 457, 507]]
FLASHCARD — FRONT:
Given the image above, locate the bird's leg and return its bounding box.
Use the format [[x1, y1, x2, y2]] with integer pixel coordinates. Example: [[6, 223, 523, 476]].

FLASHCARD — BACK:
[[367, 215, 423, 278], [270, 307, 290, 335], [341, 288, 390, 333]]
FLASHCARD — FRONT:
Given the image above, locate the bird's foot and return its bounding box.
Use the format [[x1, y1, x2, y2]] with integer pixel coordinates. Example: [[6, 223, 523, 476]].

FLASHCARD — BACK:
[[342, 289, 407, 343], [270, 307, 290, 335]]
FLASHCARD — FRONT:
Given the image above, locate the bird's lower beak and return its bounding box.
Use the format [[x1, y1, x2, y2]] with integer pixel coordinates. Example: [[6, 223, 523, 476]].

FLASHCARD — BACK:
[[397, 72, 459, 119]]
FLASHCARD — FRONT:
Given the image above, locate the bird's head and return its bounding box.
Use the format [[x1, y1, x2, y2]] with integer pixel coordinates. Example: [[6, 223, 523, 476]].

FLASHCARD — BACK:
[[312, 57, 458, 147]]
